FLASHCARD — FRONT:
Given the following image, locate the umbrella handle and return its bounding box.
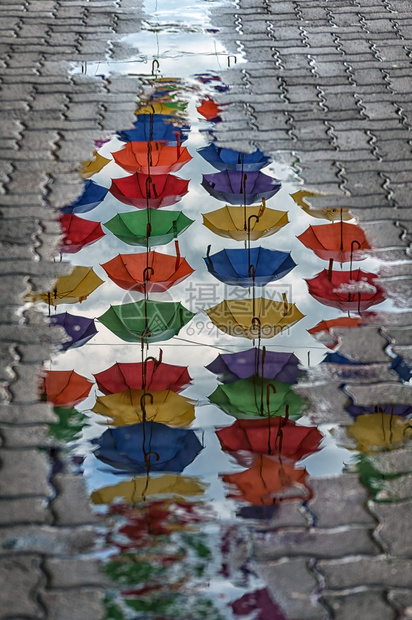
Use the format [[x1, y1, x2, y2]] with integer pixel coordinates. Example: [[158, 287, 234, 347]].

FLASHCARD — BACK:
[[350, 240, 361, 279], [205, 245, 213, 269], [282, 293, 289, 315], [145, 176, 153, 198], [258, 198, 266, 217], [140, 392, 154, 422], [143, 267, 154, 282], [151, 59, 160, 75]]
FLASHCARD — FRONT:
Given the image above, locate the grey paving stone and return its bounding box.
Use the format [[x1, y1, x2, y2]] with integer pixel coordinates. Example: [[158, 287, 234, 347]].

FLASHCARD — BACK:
[[318, 555, 412, 589], [44, 556, 106, 588], [252, 525, 379, 560], [322, 590, 395, 620], [0, 525, 95, 555], [50, 475, 100, 526], [308, 475, 376, 527], [0, 554, 45, 618], [0, 424, 53, 448], [0, 497, 50, 525], [40, 588, 105, 620], [0, 449, 52, 497]]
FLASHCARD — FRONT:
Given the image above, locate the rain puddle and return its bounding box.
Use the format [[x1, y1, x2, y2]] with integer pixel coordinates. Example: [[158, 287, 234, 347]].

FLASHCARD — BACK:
[[28, 0, 412, 617]]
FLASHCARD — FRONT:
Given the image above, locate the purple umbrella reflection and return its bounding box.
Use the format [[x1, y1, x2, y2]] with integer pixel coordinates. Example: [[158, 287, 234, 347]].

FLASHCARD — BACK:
[[202, 170, 281, 205], [232, 588, 287, 620], [206, 348, 301, 383], [50, 312, 97, 351], [346, 402, 412, 418]]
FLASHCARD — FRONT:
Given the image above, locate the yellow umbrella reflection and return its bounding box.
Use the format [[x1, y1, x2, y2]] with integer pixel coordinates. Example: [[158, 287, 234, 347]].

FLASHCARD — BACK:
[[291, 190, 353, 222], [202, 204, 289, 241], [205, 296, 304, 340], [91, 474, 206, 505], [27, 266, 104, 306], [81, 151, 111, 178], [93, 389, 195, 428], [136, 101, 187, 116], [348, 412, 412, 452]]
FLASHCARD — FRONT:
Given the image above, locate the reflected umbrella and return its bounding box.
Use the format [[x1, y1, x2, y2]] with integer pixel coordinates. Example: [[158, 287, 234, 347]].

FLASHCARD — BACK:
[[209, 377, 306, 420], [49, 312, 97, 350], [101, 242, 194, 293], [291, 190, 353, 221], [27, 266, 104, 306], [306, 268, 385, 312], [322, 351, 411, 382], [91, 421, 203, 473], [40, 369, 93, 407], [203, 204, 289, 241], [136, 101, 187, 116], [112, 141, 192, 175], [81, 151, 111, 178], [222, 455, 309, 505], [94, 357, 191, 394], [204, 246, 296, 287], [197, 97, 222, 122], [347, 413, 412, 452], [206, 297, 304, 340], [231, 588, 287, 620], [59, 215, 104, 253], [117, 114, 189, 144], [92, 389, 195, 427], [206, 348, 301, 383], [91, 474, 205, 505], [104, 210, 193, 247], [202, 170, 281, 204], [198, 144, 270, 172], [98, 300, 195, 343], [347, 402, 412, 418], [297, 222, 371, 262], [49, 406, 88, 442], [110, 173, 189, 209], [217, 418, 322, 460], [61, 180, 108, 214]]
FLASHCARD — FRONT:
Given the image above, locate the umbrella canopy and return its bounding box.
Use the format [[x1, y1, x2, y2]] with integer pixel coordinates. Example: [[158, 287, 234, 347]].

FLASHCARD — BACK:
[[204, 247, 296, 287], [206, 348, 301, 383], [81, 151, 111, 178], [49, 406, 87, 442], [94, 359, 191, 394], [61, 180, 108, 214], [91, 421, 203, 474], [59, 214, 104, 253], [40, 369, 93, 407], [198, 144, 270, 172], [202, 170, 281, 204], [291, 190, 353, 221], [222, 455, 309, 505], [205, 297, 304, 340], [306, 269, 385, 312], [98, 300, 195, 343], [347, 413, 412, 453], [93, 388, 195, 428], [203, 205, 289, 241], [104, 210, 193, 247], [197, 97, 222, 122], [101, 244, 194, 293], [91, 474, 205, 505], [231, 588, 287, 620], [216, 418, 322, 460], [110, 173, 189, 209], [346, 403, 412, 418], [49, 312, 97, 350], [93, 382, 190, 418], [136, 101, 187, 116], [297, 222, 371, 262], [112, 141, 192, 175], [28, 266, 104, 306], [116, 114, 189, 144], [209, 377, 306, 420]]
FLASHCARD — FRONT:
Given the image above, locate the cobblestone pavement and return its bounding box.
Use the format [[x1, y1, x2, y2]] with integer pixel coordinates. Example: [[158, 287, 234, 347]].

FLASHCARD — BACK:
[[2, 0, 412, 618]]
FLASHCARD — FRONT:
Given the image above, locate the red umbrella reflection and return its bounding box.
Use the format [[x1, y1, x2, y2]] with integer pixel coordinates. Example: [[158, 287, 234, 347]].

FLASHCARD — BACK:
[[112, 141, 192, 175], [232, 588, 287, 620], [222, 455, 309, 505], [308, 316, 373, 348], [110, 173, 189, 209], [101, 242, 194, 293], [59, 214, 104, 254], [216, 418, 322, 461], [306, 268, 385, 312], [197, 97, 222, 121], [297, 222, 371, 262], [40, 370, 93, 407], [93, 354, 191, 395]]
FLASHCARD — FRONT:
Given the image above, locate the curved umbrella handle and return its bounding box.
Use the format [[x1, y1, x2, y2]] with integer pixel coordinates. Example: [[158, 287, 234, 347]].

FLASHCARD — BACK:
[[151, 59, 160, 75], [145, 176, 153, 198], [350, 240, 361, 280], [258, 198, 266, 217], [205, 244, 213, 269], [143, 266, 154, 282], [247, 214, 259, 232], [140, 391, 154, 423]]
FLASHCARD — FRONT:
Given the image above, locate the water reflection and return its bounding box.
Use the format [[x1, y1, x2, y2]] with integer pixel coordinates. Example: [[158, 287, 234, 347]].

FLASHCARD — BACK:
[[29, 5, 412, 617]]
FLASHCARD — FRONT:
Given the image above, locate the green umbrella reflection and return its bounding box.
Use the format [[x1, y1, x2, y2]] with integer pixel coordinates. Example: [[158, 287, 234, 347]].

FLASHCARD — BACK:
[[104, 210, 193, 247]]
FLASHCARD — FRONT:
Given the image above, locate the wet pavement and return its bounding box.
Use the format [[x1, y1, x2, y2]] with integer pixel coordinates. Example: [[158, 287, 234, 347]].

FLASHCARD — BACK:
[[2, 0, 412, 619]]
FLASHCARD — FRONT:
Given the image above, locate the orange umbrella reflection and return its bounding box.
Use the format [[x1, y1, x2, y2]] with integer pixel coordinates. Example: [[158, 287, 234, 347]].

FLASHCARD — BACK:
[[222, 455, 309, 505], [297, 222, 371, 262], [40, 369, 93, 407], [113, 141, 192, 175]]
